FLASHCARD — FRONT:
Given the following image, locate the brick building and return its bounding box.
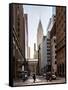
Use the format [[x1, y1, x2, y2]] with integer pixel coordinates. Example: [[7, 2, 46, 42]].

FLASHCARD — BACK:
[[10, 4, 28, 80], [50, 16, 57, 75], [56, 6, 66, 77]]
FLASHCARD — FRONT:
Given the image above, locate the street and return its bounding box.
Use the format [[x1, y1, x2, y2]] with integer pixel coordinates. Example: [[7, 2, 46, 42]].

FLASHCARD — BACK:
[[13, 75, 65, 86]]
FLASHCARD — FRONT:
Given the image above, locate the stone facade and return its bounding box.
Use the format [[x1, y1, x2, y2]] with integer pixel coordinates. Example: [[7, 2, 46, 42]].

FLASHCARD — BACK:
[[56, 6, 66, 77], [28, 59, 38, 75], [12, 4, 28, 80]]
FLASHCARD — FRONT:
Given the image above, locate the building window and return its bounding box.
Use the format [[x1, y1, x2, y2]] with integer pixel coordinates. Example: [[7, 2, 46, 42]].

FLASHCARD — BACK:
[[47, 49, 50, 51], [55, 61, 57, 64], [47, 42, 50, 44], [18, 20, 20, 26], [47, 52, 50, 55], [47, 39, 50, 41], [47, 46, 50, 48], [55, 45, 57, 48], [54, 39, 56, 43], [18, 26, 19, 31]]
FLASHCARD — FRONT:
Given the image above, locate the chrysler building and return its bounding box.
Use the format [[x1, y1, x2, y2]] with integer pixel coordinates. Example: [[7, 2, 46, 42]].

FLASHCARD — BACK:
[[37, 20, 43, 48]]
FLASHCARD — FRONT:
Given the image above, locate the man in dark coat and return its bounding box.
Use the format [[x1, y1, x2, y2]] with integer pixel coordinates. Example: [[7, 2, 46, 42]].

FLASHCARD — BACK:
[[33, 74, 36, 83], [46, 72, 52, 81]]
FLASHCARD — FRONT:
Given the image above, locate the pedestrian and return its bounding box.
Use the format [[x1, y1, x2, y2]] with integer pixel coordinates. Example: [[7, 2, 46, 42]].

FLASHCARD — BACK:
[[46, 72, 49, 81], [33, 74, 36, 83], [49, 72, 52, 81]]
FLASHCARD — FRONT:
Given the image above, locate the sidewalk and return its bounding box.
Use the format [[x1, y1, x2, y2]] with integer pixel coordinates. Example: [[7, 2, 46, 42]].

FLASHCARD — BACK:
[[13, 76, 66, 86]]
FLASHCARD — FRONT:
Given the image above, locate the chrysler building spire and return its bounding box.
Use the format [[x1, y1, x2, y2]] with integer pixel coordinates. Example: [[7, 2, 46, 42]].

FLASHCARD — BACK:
[[37, 20, 43, 48]]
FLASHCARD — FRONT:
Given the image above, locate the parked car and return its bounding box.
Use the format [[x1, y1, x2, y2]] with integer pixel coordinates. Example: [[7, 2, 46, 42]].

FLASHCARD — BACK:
[[46, 72, 52, 81], [52, 74, 56, 80], [43, 73, 46, 79], [46, 72, 56, 81], [19, 71, 28, 81]]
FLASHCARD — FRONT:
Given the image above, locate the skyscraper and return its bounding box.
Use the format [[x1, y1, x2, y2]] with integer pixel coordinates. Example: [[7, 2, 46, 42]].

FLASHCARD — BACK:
[[56, 6, 66, 77], [50, 16, 57, 75], [37, 20, 43, 48], [28, 46, 30, 59], [10, 4, 29, 81], [34, 43, 38, 59], [34, 43, 36, 51], [37, 20, 43, 74], [24, 14, 28, 61], [11, 4, 25, 80]]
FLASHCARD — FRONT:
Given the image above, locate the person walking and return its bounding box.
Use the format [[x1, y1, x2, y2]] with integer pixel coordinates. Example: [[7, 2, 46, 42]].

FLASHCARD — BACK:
[[33, 74, 36, 83]]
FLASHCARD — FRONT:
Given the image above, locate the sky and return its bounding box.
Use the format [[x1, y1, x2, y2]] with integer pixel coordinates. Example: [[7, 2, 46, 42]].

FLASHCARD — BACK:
[[23, 5, 53, 58]]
